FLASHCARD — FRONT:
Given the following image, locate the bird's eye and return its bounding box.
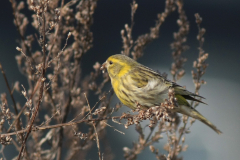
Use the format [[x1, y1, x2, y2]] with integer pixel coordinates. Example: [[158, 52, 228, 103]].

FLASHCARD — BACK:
[[109, 61, 113, 65]]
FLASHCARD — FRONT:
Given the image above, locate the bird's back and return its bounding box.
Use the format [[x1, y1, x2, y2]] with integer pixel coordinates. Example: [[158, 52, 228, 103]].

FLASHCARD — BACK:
[[116, 65, 170, 109]]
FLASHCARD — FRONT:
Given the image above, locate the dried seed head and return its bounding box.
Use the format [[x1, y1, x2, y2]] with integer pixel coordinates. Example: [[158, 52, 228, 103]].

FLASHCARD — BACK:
[[16, 47, 22, 52]]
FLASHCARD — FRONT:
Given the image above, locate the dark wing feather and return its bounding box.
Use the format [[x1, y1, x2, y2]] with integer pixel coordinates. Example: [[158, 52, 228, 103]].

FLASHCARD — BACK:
[[182, 95, 207, 105]]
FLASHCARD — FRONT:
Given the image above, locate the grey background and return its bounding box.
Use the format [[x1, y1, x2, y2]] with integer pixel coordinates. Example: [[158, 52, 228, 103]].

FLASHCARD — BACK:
[[0, 0, 240, 159]]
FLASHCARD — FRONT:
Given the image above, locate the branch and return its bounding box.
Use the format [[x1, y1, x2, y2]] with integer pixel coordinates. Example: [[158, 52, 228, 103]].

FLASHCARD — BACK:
[[84, 93, 102, 160], [17, 6, 47, 160], [0, 62, 23, 144], [0, 116, 131, 137]]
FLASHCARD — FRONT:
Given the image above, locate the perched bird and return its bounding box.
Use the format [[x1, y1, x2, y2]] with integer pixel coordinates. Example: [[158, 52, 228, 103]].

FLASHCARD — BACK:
[[101, 54, 222, 134]]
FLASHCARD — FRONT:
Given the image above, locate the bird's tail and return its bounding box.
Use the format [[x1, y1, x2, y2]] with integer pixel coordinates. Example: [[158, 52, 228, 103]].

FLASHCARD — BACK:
[[176, 105, 222, 134]]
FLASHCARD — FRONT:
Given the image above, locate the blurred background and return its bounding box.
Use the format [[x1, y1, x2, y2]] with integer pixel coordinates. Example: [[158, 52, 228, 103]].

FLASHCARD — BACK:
[[0, 0, 240, 159]]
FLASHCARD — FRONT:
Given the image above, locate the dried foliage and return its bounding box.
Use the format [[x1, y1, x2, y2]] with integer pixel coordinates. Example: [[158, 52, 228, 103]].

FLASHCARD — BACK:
[[0, 0, 210, 160]]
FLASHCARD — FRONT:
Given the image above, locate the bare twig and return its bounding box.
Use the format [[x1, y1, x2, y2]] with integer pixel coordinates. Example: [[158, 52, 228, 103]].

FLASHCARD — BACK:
[[172, 13, 209, 159], [0, 63, 18, 115], [7, 78, 41, 133], [0, 115, 142, 137], [84, 93, 102, 160], [17, 4, 47, 159], [9, 0, 35, 65]]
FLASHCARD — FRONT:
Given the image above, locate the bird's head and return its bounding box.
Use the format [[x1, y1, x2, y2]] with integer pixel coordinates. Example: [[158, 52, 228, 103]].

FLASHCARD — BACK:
[[101, 54, 138, 79]]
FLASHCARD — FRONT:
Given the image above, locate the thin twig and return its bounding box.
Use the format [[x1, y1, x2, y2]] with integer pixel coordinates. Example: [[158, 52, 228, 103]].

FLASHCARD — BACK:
[[70, 95, 106, 123], [57, 44, 83, 160], [103, 122, 125, 135], [57, 96, 71, 160], [0, 63, 23, 134], [144, 125, 156, 144], [9, 0, 35, 63], [173, 13, 208, 158], [17, 6, 47, 160], [0, 115, 135, 137], [84, 93, 102, 160], [7, 78, 41, 133], [0, 63, 18, 115]]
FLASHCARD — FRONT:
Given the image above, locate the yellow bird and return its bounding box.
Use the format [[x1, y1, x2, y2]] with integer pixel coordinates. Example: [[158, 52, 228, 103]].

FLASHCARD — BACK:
[[101, 54, 222, 134]]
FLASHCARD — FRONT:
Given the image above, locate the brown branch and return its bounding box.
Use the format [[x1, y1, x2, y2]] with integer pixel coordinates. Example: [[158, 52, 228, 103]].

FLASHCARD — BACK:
[[0, 115, 132, 137], [17, 7, 47, 160], [0, 63, 18, 115], [56, 29, 83, 159], [57, 96, 71, 160], [56, 57, 82, 160], [121, 0, 137, 56], [9, 0, 35, 63], [70, 95, 107, 123], [0, 62, 23, 144], [7, 78, 41, 133], [84, 93, 102, 160], [172, 13, 208, 159], [56, 55, 82, 160]]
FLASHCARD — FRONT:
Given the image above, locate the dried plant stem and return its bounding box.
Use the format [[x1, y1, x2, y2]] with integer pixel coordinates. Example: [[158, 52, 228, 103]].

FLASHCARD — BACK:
[[1, 115, 134, 137], [70, 95, 106, 123], [57, 97, 71, 160], [172, 13, 208, 159], [17, 10, 47, 160], [0, 63, 18, 115], [57, 55, 82, 160], [145, 126, 156, 144], [7, 78, 41, 133], [84, 93, 102, 160], [0, 62, 24, 152], [9, 0, 34, 63]]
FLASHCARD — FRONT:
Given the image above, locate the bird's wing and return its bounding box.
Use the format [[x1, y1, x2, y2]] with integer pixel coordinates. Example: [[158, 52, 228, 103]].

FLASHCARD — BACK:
[[129, 65, 206, 104], [126, 66, 169, 107], [128, 65, 167, 89]]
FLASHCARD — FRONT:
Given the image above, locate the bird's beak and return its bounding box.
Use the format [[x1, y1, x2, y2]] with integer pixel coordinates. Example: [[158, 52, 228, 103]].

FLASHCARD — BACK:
[[100, 62, 107, 73]]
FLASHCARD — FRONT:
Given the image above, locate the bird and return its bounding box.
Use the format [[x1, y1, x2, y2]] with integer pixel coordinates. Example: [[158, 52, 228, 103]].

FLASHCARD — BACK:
[[101, 54, 222, 134]]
